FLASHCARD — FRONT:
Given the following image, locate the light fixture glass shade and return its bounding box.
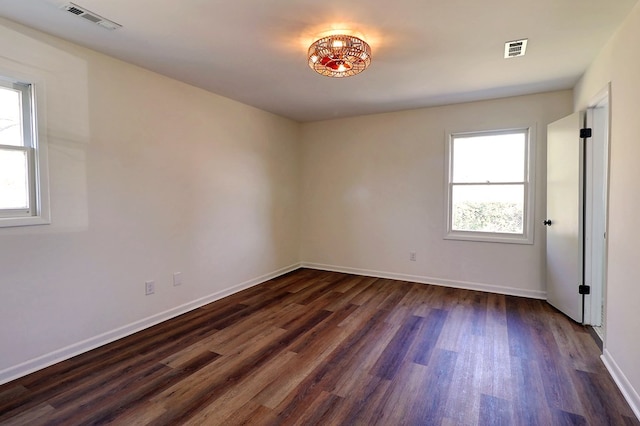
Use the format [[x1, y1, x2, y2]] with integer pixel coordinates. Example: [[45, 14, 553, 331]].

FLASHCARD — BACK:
[[308, 34, 371, 77]]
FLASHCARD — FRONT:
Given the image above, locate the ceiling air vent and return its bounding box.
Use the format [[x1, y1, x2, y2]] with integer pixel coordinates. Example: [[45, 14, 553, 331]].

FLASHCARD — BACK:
[[504, 39, 528, 58], [61, 2, 122, 30]]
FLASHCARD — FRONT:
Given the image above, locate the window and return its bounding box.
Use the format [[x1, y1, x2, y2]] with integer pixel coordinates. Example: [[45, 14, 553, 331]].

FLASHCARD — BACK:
[[445, 128, 534, 244], [0, 77, 49, 227]]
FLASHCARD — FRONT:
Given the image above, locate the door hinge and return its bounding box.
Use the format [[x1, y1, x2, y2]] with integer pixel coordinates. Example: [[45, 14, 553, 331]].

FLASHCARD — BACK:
[[580, 128, 592, 138], [579, 285, 591, 295]]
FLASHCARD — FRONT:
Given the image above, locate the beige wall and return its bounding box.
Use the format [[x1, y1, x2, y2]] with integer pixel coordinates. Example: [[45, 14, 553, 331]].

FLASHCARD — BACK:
[[574, 1, 640, 415], [0, 19, 300, 382], [300, 91, 573, 296]]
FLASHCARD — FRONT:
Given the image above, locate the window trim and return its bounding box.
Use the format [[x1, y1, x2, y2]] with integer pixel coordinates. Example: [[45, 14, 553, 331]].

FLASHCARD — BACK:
[[0, 74, 50, 228], [444, 126, 536, 244]]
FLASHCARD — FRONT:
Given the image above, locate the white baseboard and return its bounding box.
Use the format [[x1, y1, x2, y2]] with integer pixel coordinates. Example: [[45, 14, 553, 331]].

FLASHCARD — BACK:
[[601, 349, 640, 421], [301, 262, 547, 300], [0, 263, 302, 386]]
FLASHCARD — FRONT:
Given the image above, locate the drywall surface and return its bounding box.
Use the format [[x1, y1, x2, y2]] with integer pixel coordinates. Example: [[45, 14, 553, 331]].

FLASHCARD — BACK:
[[0, 18, 300, 380], [574, 1, 640, 417], [300, 91, 572, 297]]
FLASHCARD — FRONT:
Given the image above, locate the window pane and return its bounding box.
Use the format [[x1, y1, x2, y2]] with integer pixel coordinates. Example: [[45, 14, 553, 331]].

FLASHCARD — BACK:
[[0, 149, 30, 209], [0, 86, 24, 147], [452, 132, 525, 183], [452, 184, 524, 233]]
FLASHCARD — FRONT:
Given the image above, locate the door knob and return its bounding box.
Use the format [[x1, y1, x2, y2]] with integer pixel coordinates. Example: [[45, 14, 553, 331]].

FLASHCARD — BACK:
[[543, 219, 552, 226]]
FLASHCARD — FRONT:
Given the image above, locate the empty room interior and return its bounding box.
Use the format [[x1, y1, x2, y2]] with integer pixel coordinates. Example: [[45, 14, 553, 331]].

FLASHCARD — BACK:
[[1, 0, 640, 424]]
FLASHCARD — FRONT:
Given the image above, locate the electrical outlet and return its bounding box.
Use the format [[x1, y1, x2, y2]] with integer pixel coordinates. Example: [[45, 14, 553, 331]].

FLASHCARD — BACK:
[[173, 272, 182, 286], [410, 251, 417, 262], [145, 280, 155, 295]]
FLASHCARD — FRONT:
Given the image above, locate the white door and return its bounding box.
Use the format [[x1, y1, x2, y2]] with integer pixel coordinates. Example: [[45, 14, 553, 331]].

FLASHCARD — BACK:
[[546, 112, 584, 323]]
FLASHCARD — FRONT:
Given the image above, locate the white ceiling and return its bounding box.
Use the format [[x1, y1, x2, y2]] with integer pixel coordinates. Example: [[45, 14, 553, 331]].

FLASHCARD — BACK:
[[0, 0, 636, 122]]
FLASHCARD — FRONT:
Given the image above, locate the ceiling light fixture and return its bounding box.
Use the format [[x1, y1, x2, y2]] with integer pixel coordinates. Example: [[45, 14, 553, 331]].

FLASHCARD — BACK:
[[308, 34, 372, 78]]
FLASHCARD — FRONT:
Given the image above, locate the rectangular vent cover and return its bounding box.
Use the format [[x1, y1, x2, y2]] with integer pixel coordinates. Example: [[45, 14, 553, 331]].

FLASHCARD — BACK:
[[504, 39, 528, 58], [67, 6, 83, 15], [61, 2, 122, 30]]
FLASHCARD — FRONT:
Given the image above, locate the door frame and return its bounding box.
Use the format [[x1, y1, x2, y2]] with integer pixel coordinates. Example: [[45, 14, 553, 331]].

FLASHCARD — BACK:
[[583, 84, 611, 328]]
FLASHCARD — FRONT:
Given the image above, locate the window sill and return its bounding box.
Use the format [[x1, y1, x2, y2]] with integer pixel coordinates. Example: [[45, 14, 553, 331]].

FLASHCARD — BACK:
[[0, 215, 50, 228], [445, 230, 533, 245]]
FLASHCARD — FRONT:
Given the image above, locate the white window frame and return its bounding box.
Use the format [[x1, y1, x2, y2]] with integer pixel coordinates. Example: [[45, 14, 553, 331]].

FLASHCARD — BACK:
[[0, 75, 50, 228], [444, 126, 535, 244]]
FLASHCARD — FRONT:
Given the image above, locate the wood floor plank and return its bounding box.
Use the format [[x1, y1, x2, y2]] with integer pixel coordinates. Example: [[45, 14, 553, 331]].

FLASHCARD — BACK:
[[247, 306, 361, 409], [323, 277, 378, 312], [104, 400, 167, 426], [412, 307, 447, 366], [511, 356, 556, 425], [205, 311, 293, 357], [280, 390, 343, 426], [250, 341, 338, 410], [0, 402, 54, 426], [264, 306, 396, 418], [403, 348, 458, 425], [371, 315, 424, 380], [181, 351, 298, 425], [329, 321, 398, 398], [219, 400, 279, 426], [505, 295, 537, 359], [287, 303, 359, 355], [322, 374, 390, 425], [436, 302, 473, 352], [552, 408, 588, 425], [0, 268, 637, 426], [481, 292, 513, 400], [373, 361, 436, 425], [478, 394, 514, 426], [443, 334, 484, 425], [574, 368, 638, 424]]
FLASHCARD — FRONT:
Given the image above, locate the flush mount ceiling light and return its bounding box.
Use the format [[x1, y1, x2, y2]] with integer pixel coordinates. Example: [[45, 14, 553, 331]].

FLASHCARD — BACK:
[[308, 34, 372, 78]]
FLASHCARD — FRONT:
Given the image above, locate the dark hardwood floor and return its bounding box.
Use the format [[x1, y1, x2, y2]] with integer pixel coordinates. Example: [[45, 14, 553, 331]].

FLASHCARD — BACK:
[[0, 268, 637, 425]]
